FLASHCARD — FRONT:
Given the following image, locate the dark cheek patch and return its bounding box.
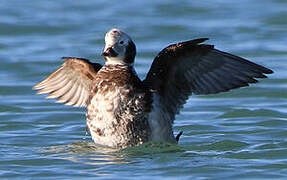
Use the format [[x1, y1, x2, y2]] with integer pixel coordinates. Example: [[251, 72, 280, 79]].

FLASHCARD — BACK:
[[124, 41, 136, 64]]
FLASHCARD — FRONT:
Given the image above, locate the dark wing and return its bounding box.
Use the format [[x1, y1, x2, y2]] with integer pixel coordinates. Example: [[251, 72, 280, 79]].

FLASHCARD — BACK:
[[33, 57, 102, 107], [143, 38, 273, 118]]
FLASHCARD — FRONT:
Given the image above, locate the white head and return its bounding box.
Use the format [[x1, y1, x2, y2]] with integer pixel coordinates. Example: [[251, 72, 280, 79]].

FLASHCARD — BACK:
[[101, 28, 136, 65]]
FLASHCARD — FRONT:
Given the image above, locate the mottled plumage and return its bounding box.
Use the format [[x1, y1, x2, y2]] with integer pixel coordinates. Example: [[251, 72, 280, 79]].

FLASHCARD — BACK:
[[86, 64, 151, 147], [33, 28, 273, 148]]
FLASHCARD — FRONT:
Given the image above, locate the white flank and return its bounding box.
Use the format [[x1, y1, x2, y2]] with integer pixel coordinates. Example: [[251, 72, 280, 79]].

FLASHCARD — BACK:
[[87, 87, 121, 147], [148, 93, 176, 143]]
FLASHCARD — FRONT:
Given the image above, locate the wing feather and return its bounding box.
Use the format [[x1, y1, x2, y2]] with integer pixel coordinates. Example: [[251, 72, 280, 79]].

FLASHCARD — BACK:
[[33, 57, 102, 107], [65, 85, 81, 106], [77, 89, 87, 107], [40, 77, 70, 96], [144, 38, 273, 122]]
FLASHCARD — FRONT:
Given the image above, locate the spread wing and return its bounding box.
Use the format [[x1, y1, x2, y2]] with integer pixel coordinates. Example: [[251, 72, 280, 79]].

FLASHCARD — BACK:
[[143, 38, 273, 120], [33, 57, 102, 107]]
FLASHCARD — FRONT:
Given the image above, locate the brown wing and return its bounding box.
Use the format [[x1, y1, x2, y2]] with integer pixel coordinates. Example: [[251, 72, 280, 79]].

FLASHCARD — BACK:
[[33, 57, 102, 107], [143, 38, 273, 118]]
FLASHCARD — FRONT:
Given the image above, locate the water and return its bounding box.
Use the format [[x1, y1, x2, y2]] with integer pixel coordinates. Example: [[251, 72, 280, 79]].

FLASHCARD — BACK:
[[0, 0, 286, 179]]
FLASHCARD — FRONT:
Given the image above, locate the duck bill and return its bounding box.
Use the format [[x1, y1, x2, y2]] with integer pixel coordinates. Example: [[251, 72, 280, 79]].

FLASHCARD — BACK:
[[101, 47, 118, 57]]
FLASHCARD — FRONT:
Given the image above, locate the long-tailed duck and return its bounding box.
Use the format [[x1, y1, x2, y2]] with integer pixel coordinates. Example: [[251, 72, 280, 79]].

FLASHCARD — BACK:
[[33, 28, 273, 148]]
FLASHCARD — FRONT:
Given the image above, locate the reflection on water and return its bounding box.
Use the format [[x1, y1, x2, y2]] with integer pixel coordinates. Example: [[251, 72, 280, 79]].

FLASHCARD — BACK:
[[41, 141, 186, 166], [41, 141, 133, 165]]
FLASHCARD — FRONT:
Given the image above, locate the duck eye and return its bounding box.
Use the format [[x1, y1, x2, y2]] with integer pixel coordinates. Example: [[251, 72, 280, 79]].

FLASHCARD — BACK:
[[119, 41, 124, 44]]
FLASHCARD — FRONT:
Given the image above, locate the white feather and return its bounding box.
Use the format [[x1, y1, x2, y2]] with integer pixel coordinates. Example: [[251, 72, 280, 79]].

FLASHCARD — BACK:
[[148, 93, 176, 143]]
